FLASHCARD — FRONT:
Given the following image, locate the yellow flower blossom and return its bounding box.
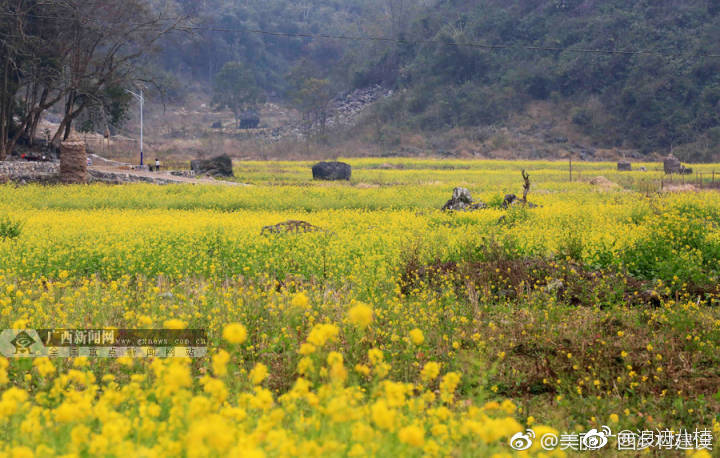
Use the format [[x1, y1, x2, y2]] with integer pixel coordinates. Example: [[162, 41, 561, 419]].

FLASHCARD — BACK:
[[250, 363, 268, 385], [347, 303, 373, 329], [420, 362, 440, 383], [409, 328, 424, 345], [398, 424, 425, 447], [223, 323, 248, 344]]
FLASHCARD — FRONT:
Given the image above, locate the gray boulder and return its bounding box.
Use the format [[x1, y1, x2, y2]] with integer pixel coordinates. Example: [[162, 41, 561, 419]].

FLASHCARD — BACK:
[[442, 187, 486, 211], [190, 154, 233, 177], [664, 154, 692, 175], [451, 187, 473, 203], [312, 161, 351, 181], [502, 193, 538, 209], [503, 194, 517, 207], [617, 161, 632, 171], [663, 154, 681, 174], [239, 111, 260, 129]]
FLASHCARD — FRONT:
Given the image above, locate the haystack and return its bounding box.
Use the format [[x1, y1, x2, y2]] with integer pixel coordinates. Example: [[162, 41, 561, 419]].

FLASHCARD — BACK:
[[589, 176, 619, 190], [60, 136, 87, 184]]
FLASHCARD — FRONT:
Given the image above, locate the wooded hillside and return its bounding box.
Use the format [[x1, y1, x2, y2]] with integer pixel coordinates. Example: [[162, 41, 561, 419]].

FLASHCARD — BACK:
[[3, 0, 720, 159]]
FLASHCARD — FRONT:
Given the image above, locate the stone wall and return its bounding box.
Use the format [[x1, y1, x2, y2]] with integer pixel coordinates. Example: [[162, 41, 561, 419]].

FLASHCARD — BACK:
[[0, 161, 59, 181], [87, 170, 188, 185], [0, 161, 187, 185]]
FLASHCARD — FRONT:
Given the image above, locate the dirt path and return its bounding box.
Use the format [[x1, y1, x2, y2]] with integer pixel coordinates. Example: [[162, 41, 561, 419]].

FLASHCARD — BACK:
[[88, 166, 248, 186]]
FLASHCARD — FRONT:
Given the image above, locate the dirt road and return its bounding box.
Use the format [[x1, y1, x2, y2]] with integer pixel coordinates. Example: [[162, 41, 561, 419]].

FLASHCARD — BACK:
[[88, 166, 248, 186]]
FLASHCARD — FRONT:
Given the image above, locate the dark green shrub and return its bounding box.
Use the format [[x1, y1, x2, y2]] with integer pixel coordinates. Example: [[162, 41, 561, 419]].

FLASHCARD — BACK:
[[558, 230, 584, 262], [619, 211, 720, 289], [0, 216, 23, 241]]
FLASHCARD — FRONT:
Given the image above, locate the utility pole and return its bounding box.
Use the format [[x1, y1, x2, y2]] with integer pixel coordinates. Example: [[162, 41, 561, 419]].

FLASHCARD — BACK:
[[125, 88, 144, 166]]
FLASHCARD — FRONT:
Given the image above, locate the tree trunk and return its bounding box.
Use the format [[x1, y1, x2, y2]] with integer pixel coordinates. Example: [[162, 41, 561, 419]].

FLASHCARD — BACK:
[[63, 118, 72, 141], [51, 118, 68, 147], [319, 109, 327, 140], [27, 110, 42, 147], [0, 57, 9, 160], [52, 91, 79, 147], [25, 88, 48, 146]]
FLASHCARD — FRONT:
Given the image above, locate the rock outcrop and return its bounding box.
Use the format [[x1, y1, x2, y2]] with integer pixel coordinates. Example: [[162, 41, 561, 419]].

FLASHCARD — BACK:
[[87, 170, 190, 185], [442, 187, 486, 211], [190, 154, 234, 177], [327, 85, 393, 128]]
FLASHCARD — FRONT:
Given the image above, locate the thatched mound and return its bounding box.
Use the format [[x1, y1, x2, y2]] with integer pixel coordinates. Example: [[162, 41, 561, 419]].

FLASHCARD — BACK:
[[60, 137, 87, 184], [589, 176, 619, 190]]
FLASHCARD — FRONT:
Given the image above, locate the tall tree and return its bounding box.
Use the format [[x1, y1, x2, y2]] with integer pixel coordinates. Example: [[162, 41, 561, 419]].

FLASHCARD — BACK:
[[287, 61, 333, 141], [212, 61, 264, 129], [0, 0, 67, 159], [0, 0, 183, 158], [49, 0, 182, 146]]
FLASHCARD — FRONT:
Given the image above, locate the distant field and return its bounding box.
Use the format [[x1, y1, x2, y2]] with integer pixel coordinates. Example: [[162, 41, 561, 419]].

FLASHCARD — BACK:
[[229, 158, 719, 187], [0, 159, 718, 456]]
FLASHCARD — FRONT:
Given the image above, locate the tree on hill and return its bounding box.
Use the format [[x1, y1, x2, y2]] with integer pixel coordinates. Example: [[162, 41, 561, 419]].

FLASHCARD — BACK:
[[286, 60, 333, 141], [212, 61, 264, 129]]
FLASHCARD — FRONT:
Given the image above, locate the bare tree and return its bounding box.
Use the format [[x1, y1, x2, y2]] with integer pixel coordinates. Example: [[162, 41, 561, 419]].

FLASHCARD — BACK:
[[49, 0, 183, 146], [0, 0, 184, 159], [0, 7, 18, 159], [212, 61, 264, 129], [0, 0, 75, 159]]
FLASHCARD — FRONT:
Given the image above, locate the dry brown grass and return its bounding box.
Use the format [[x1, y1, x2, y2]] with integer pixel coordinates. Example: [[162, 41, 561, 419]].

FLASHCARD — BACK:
[[39, 93, 677, 162], [663, 184, 699, 193]]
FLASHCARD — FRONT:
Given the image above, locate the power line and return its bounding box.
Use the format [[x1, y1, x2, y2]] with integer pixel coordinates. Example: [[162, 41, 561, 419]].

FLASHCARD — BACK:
[[3, 10, 720, 59], [180, 24, 720, 59]]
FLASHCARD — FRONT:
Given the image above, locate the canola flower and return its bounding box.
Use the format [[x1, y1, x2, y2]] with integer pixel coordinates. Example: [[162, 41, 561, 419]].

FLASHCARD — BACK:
[[0, 160, 718, 455], [409, 328, 425, 345], [347, 302, 374, 329], [249, 362, 268, 385], [0, 334, 546, 457], [421, 362, 441, 383], [223, 323, 247, 344], [163, 318, 187, 329]]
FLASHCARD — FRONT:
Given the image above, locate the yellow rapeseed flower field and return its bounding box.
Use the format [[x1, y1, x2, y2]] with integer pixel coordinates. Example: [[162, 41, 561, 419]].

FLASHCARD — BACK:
[[0, 159, 718, 456]]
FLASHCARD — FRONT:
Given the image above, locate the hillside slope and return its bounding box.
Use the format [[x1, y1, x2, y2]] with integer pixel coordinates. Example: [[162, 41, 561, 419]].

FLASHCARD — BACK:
[[144, 0, 720, 161], [351, 0, 720, 159]]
